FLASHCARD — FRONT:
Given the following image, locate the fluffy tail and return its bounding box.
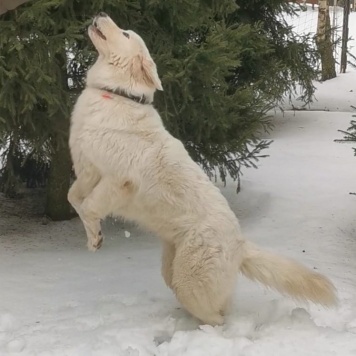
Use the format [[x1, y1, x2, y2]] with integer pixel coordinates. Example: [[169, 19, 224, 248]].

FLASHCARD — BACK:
[[240, 241, 337, 306]]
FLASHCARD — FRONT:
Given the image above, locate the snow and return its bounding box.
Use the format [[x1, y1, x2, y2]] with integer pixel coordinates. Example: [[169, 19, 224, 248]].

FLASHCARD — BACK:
[[287, 70, 356, 111], [1, 7, 356, 356], [1, 74, 356, 355]]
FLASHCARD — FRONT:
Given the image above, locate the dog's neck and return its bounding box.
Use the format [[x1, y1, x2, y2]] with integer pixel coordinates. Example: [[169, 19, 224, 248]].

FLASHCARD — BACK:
[[99, 87, 151, 104]]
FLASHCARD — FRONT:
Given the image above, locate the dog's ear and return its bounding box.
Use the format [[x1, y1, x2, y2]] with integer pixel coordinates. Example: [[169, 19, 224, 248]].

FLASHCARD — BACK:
[[141, 56, 163, 91], [131, 55, 163, 91]]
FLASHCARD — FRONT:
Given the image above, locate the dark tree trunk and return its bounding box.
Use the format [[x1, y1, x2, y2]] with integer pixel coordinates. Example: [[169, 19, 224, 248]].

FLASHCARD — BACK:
[[45, 51, 72, 221], [316, 0, 336, 81], [45, 115, 72, 221], [0, 136, 20, 198], [0, 0, 32, 15], [340, 0, 350, 73]]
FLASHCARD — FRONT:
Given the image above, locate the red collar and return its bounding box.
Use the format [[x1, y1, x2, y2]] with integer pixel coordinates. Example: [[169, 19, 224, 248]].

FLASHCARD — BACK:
[[99, 87, 150, 104], [101, 92, 112, 100]]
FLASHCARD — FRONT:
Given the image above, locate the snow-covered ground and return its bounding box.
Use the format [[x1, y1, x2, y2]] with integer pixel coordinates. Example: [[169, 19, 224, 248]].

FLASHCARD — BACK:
[[1, 71, 356, 356], [287, 70, 356, 111], [1, 7, 356, 356]]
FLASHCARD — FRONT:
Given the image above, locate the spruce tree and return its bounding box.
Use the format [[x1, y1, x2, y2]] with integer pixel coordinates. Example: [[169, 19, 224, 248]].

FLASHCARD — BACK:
[[0, 0, 320, 218], [228, 0, 320, 103], [336, 119, 356, 194], [337, 120, 356, 157], [0, 1, 82, 218]]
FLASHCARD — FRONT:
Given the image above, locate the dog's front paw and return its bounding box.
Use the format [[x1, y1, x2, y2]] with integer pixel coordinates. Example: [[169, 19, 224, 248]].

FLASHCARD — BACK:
[[87, 232, 104, 252]]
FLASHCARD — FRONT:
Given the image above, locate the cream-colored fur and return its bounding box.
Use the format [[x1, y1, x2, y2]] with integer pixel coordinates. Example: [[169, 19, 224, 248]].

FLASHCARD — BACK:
[[68, 13, 337, 326]]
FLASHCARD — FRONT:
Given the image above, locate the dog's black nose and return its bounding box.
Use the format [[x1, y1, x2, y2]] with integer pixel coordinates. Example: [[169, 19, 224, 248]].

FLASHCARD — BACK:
[[98, 12, 108, 17]]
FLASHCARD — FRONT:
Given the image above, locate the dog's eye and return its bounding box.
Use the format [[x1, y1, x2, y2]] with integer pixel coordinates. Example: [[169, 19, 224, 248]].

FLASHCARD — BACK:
[[123, 32, 130, 39]]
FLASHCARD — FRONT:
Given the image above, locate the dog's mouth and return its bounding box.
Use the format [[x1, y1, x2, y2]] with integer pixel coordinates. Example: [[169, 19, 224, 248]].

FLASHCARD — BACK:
[[91, 20, 106, 40]]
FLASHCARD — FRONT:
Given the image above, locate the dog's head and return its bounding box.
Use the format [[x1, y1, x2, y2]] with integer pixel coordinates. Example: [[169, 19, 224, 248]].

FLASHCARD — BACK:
[[87, 12, 163, 100]]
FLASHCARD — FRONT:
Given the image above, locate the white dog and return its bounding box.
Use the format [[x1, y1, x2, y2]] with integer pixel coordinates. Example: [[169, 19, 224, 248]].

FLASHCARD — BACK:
[[68, 12, 337, 325]]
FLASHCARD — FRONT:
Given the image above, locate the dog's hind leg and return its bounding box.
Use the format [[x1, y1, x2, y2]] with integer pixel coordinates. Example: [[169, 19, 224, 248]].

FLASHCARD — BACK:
[[171, 238, 235, 326], [161, 241, 175, 289]]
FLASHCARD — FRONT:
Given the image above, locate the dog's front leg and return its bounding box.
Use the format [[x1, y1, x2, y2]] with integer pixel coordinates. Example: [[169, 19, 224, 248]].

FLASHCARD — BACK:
[[78, 178, 114, 251], [68, 174, 104, 250], [79, 177, 134, 251], [68, 173, 100, 215]]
